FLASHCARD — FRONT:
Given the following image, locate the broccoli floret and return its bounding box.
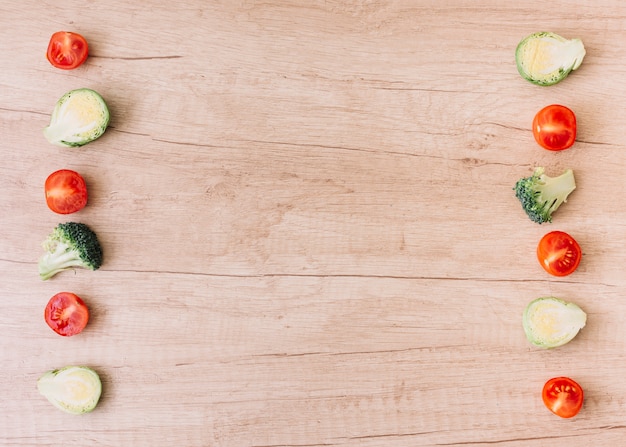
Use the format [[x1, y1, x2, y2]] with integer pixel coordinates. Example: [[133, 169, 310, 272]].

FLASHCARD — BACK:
[[514, 167, 576, 224], [38, 222, 103, 280]]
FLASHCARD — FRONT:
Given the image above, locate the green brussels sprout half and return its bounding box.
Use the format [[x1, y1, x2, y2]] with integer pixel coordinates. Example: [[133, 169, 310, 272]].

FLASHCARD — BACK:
[[43, 88, 110, 147], [37, 365, 102, 414], [516, 32, 586, 86], [523, 297, 586, 348]]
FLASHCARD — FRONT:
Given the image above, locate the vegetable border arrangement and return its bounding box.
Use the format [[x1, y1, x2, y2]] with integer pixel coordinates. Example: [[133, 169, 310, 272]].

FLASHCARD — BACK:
[[37, 31, 108, 415], [514, 30, 587, 419], [33, 27, 593, 418]]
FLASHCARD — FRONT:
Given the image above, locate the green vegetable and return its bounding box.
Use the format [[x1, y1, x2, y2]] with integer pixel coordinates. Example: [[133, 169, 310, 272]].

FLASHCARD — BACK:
[[43, 88, 110, 147], [514, 167, 576, 224], [523, 297, 586, 348], [37, 366, 102, 414], [38, 222, 103, 280], [516, 32, 586, 86]]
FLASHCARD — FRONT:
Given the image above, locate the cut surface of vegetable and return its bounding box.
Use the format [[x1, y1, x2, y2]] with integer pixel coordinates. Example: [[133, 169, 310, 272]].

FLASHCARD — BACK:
[[38, 222, 103, 280], [532, 105, 577, 151], [44, 292, 90, 337], [46, 31, 89, 70], [37, 366, 102, 414], [536, 230, 582, 277], [45, 169, 88, 214], [542, 377, 583, 418], [513, 167, 576, 224], [523, 297, 586, 348], [516, 32, 586, 86], [43, 88, 110, 147]]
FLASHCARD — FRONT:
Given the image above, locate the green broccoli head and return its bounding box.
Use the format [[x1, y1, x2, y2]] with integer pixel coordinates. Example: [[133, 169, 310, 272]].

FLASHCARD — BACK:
[[38, 222, 103, 280], [514, 167, 576, 224]]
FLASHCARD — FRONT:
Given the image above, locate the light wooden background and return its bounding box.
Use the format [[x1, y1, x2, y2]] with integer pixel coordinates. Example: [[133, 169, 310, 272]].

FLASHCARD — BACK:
[[3, 1, 626, 446]]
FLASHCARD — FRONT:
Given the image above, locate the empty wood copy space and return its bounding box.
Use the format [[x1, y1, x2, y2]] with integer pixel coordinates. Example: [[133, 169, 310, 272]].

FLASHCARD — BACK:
[[2, 1, 626, 446]]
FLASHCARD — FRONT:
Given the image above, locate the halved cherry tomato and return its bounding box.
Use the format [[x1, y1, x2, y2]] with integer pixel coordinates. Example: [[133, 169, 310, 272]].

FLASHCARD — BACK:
[[45, 169, 88, 214], [44, 292, 90, 337], [532, 104, 577, 151], [542, 377, 584, 418], [46, 31, 89, 70], [537, 231, 581, 277]]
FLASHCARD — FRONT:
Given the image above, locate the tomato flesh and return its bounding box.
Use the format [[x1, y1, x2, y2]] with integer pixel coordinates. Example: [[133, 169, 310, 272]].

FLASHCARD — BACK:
[[537, 231, 581, 277], [44, 292, 90, 337], [532, 105, 577, 151], [46, 31, 89, 70], [45, 169, 88, 214], [542, 377, 583, 418]]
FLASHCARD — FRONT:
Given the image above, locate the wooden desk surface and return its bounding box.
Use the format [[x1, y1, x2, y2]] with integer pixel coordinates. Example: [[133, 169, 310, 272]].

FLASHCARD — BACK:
[[3, 1, 626, 445]]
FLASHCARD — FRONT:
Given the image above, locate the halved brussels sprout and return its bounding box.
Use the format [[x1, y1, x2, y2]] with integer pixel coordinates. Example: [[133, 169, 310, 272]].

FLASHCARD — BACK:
[[37, 365, 102, 414], [523, 297, 586, 348], [43, 88, 110, 147], [516, 32, 586, 86]]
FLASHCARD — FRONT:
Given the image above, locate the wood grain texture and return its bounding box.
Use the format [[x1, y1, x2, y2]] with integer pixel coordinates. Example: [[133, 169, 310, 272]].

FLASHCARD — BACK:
[[3, 1, 626, 445]]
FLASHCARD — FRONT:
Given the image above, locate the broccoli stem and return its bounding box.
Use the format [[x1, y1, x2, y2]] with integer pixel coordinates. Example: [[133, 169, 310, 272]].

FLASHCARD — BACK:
[[541, 169, 576, 214], [38, 243, 84, 280]]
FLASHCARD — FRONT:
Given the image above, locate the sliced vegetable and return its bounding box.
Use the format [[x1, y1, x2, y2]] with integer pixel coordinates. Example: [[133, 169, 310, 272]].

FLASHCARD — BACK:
[[45, 169, 88, 214], [516, 31, 586, 86], [37, 366, 102, 414], [542, 377, 584, 418], [523, 297, 586, 348], [533, 105, 577, 151], [38, 222, 103, 280], [537, 231, 582, 277], [46, 31, 89, 70], [513, 167, 576, 224], [44, 292, 90, 337], [43, 88, 110, 147]]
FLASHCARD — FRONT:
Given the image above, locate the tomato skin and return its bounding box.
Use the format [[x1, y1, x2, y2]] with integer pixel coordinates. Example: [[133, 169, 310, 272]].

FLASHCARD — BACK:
[[537, 231, 581, 277], [532, 105, 577, 151], [44, 292, 90, 337], [46, 31, 88, 70], [45, 169, 88, 214], [542, 377, 584, 418]]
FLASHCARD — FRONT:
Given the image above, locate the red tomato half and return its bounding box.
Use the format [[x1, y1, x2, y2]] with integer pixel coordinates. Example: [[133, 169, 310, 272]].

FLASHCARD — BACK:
[[44, 292, 90, 337], [542, 377, 584, 418], [532, 105, 577, 151], [537, 231, 582, 277], [46, 31, 89, 70], [45, 169, 88, 214]]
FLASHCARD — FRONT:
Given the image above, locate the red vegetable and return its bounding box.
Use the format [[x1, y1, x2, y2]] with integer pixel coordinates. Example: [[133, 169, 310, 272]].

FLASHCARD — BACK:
[[532, 105, 577, 151], [45, 169, 88, 214], [46, 31, 88, 70], [44, 292, 90, 337], [537, 231, 582, 277], [542, 377, 584, 418]]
